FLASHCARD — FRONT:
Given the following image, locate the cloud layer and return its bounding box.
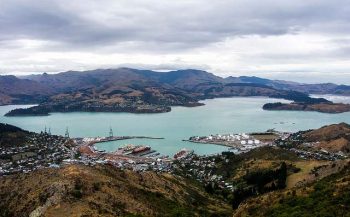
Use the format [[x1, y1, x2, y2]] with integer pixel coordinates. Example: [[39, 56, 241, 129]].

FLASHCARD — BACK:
[[1, 0, 350, 83]]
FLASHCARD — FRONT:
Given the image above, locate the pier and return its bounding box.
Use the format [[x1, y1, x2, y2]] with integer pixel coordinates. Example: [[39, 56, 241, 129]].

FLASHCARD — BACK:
[[94, 136, 164, 144]]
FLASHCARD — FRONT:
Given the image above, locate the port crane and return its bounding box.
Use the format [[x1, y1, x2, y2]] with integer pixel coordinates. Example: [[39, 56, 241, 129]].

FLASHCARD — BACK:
[[65, 127, 70, 138], [109, 126, 114, 138]]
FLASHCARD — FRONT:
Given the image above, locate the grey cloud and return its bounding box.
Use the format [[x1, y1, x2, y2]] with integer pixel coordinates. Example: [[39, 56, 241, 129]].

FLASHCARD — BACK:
[[1, 0, 350, 84], [1, 0, 350, 51]]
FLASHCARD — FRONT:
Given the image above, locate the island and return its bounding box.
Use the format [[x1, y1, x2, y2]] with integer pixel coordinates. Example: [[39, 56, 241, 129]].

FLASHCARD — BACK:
[[263, 102, 350, 114]]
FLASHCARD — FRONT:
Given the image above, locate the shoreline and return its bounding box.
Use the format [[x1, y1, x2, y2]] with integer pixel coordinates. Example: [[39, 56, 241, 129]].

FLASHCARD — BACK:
[[4, 94, 347, 117]]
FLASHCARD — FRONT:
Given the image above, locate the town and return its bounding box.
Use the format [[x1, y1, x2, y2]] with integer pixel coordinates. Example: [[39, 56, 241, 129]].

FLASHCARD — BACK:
[[276, 130, 348, 161], [1, 124, 348, 177], [0, 131, 73, 175]]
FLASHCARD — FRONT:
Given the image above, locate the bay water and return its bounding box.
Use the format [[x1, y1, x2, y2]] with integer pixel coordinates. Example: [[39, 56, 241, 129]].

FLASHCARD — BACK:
[[1, 96, 350, 156]]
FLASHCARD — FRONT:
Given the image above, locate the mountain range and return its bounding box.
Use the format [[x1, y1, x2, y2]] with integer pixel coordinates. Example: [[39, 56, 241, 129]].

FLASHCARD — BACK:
[[1, 68, 350, 115]]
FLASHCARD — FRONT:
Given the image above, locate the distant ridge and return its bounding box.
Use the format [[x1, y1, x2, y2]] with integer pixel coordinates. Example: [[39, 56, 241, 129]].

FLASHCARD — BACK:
[[1, 68, 349, 115], [11, 67, 350, 97]]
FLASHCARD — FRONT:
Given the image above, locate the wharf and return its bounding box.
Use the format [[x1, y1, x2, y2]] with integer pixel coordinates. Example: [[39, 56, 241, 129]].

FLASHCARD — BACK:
[[96, 136, 164, 144]]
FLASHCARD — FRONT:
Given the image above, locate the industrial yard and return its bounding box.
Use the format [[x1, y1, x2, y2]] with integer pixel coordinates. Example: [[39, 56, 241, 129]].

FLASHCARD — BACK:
[[186, 131, 284, 153]]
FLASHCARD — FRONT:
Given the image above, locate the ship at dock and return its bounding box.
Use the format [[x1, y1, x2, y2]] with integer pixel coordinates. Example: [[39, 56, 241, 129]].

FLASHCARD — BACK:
[[116, 144, 157, 157], [174, 148, 194, 159]]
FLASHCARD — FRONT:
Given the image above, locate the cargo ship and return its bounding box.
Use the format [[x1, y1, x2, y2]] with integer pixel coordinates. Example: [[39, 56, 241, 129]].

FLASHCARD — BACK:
[[173, 149, 194, 159], [132, 146, 151, 154]]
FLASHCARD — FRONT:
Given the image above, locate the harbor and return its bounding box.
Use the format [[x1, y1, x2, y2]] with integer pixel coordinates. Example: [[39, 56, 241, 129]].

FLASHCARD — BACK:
[[71, 127, 173, 172], [2, 97, 350, 157], [2, 123, 348, 176]]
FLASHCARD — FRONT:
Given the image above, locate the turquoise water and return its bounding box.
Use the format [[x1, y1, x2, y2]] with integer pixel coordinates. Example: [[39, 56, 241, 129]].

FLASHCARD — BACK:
[[1, 97, 350, 156]]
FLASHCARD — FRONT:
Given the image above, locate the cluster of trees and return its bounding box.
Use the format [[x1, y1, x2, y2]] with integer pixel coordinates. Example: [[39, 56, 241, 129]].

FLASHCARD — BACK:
[[203, 152, 289, 208], [231, 162, 287, 208], [244, 162, 287, 191], [205, 162, 288, 209]]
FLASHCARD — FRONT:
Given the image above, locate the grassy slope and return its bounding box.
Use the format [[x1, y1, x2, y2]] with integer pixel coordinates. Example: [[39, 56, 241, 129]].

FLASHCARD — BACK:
[[233, 160, 350, 217], [0, 164, 232, 217]]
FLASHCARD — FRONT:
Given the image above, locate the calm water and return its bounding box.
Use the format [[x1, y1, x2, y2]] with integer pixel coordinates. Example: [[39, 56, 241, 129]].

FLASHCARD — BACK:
[[1, 97, 350, 156]]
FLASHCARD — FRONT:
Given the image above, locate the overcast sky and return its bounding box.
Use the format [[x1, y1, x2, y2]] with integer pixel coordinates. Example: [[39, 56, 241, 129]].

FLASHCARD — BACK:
[[1, 0, 350, 84]]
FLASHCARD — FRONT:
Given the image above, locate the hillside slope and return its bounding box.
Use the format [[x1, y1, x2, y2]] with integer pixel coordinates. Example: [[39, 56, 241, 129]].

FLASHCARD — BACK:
[[233, 160, 350, 217], [303, 122, 350, 154], [0, 164, 231, 217], [276, 122, 350, 157], [0, 76, 53, 105], [303, 122, 350, 142]]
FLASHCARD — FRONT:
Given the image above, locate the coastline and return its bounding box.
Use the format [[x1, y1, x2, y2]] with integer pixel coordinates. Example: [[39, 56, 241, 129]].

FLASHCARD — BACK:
[[2, 92, 340, 116]]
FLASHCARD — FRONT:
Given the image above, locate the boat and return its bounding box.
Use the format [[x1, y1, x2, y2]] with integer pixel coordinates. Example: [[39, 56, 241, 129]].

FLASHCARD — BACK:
[[174, 148, 194, 159], [132, 146, 151, 154]]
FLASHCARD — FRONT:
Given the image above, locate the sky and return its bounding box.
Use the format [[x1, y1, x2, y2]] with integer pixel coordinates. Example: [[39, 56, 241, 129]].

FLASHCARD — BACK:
[[1, 0, 350, 84]]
